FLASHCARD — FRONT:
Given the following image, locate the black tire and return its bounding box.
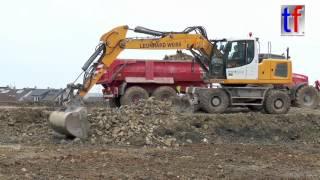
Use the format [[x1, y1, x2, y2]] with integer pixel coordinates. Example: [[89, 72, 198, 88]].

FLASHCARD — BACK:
[[264, 90, 290, 114], [120, 86, 149, 106], [294, 85, 319, 109], [152, 86, 177, 101], [108, 97, 121, 108], [199, 89, 229, 113]]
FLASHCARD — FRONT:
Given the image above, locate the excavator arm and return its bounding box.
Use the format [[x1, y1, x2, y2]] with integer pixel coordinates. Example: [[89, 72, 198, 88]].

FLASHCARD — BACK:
[[49, 25, 218, 138]]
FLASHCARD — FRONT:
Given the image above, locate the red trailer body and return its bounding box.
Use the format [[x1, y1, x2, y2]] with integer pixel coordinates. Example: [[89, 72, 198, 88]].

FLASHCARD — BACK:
[[97, 59, 206, 100], [291, 73, 320, 91], [288, 73, 319, 108], [292, 73, 309, 86]]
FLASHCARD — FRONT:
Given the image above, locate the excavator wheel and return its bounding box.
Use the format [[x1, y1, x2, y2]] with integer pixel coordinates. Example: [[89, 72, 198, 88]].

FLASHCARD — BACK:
[[120, 86, 149, 106], [152, 86, 177, 101], [294, 85, 319, 109], [264, 90, 290, 114], [199, 89, 229, 113]]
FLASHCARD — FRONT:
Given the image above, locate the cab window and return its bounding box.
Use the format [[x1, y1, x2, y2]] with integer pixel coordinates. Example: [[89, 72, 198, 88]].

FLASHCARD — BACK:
[[224, 40, 254, 68]]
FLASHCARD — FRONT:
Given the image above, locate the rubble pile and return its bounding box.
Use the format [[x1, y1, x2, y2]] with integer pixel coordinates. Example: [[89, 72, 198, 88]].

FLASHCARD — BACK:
[[88, 102, 320, 146], [88, 98, 191, 146], [0, 101, 320, 147]]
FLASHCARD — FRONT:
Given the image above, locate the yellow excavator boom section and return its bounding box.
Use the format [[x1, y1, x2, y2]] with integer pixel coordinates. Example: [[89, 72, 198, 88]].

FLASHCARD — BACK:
[[79, 26, 128, 97]]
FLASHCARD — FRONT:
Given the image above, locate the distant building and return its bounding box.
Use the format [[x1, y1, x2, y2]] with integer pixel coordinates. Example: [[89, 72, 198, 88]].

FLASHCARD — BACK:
[[42, 89, 63, 102], [23, 89, 50, 102], [0, 88, 60, 103], [16, 88, 34, 101], [0, 87, 33, 103], [0, 86, 103, 104], [0, 87, 16, 103]]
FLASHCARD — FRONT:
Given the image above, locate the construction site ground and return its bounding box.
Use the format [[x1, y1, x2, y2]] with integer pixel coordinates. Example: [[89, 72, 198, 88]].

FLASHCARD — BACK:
[[0, 101, 320, 179]]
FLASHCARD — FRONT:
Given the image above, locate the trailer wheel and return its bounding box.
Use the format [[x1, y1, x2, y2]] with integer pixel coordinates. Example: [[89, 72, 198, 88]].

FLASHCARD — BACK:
[[152, 86, 177, 101], [199, 89, 229, 113], [264, 90, 290, 114], [294, 85, 319, 109], [120, 86, 149, 106]]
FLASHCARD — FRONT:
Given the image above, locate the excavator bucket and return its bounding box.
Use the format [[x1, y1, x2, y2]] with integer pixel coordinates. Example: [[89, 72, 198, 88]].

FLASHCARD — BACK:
[[49, 106, 89, 138]]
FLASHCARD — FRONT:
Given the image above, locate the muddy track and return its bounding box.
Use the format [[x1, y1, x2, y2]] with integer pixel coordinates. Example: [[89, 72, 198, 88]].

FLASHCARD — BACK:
[[0, 102, 320, 179], [0, 143, 319, 179]]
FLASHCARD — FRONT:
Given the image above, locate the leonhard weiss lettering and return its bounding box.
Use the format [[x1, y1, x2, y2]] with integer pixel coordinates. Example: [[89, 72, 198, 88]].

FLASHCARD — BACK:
[[139, 42, 182, 48]]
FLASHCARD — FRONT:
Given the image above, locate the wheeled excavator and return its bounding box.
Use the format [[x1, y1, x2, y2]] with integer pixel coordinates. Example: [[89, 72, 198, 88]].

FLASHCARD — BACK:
[[49, 25, 293, 138]]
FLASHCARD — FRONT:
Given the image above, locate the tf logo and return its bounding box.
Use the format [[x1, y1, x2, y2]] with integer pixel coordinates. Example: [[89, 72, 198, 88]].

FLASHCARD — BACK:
[[281, 5, 305, 36]]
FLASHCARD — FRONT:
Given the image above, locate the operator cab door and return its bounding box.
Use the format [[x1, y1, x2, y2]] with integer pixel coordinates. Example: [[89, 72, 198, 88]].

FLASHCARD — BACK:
[[225, 40, 258, 80]]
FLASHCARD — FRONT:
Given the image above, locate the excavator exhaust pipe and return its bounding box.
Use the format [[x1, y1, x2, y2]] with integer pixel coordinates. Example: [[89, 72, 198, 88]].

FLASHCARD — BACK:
[[49, 106, 89, 138]]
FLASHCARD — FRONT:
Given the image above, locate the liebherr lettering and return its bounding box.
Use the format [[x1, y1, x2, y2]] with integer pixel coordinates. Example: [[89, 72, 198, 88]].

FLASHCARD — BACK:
[[139, 42, 182, 48]]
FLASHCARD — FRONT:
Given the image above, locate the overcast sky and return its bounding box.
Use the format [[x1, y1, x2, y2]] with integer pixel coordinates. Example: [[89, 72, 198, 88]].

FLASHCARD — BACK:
[[0, 0, 319, 92]]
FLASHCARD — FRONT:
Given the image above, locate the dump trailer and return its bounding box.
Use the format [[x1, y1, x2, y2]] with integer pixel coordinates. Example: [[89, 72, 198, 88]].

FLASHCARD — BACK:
[[96, 59, 206, 106]]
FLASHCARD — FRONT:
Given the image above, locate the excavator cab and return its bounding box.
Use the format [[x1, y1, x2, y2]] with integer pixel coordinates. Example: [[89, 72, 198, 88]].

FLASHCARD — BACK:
[[224, 40, 258, 80], [207, 39, 258, 81], [207, 38, 292, 85]]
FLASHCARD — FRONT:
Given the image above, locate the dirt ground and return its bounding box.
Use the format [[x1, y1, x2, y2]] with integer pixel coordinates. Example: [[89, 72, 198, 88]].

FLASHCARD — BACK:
[[0, 103, 320, 179]]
